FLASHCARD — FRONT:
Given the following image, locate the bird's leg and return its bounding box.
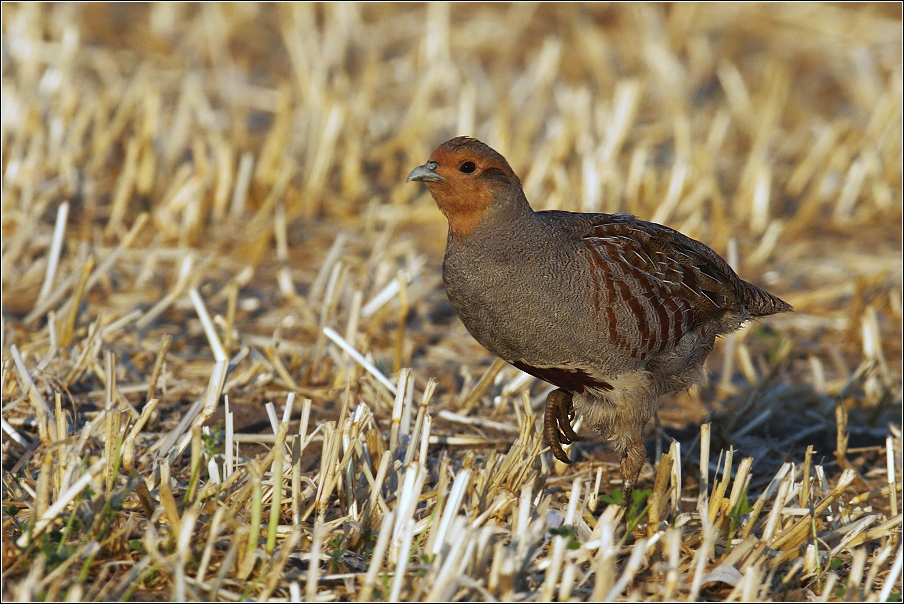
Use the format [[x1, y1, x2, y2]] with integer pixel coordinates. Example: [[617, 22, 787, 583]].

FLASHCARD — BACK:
[[619, 438, 647, 507], [544, 388, 582, 464], [653, 411, 663, 463]]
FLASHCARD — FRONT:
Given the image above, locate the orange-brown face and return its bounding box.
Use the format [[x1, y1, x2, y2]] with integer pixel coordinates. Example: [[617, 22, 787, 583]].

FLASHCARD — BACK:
[[407, 137, 518, 238]]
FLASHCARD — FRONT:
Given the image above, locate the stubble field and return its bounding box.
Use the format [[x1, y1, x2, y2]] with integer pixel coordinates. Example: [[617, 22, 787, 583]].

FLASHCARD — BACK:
[[2, 4, 901, 601]]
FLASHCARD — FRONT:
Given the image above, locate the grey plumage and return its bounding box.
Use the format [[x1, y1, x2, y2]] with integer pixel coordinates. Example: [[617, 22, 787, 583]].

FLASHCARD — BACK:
[[409, 136, 791, 499]]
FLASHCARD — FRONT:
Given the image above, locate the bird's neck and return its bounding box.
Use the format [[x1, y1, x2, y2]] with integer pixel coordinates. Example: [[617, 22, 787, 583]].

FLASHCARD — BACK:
[[445, 187, 537, 244]]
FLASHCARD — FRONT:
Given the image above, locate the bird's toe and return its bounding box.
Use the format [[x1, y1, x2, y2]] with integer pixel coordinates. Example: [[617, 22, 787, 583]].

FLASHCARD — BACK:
[[544, 389, 582, 464]]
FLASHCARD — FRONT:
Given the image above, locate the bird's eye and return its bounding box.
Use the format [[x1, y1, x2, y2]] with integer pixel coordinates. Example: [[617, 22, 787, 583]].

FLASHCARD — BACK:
[[459, 161, 476, 174]]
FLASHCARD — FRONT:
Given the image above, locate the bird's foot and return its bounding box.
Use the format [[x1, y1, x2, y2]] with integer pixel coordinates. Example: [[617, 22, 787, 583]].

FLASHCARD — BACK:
[[544, 388, 583, 464], [619, 440, 647, 507]]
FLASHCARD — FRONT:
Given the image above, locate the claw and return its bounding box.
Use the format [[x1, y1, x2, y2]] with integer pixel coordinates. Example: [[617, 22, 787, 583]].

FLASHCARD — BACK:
[[559, 406, 582, 443], [544, 389, 582, 464]]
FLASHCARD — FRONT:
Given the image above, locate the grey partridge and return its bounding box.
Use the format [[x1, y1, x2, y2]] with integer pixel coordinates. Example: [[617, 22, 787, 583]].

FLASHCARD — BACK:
[[408, 137, 791, 500]]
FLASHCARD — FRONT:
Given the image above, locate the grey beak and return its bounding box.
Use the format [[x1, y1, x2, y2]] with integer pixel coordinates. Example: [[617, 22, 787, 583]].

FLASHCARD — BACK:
[[406, 162, 444, 183]]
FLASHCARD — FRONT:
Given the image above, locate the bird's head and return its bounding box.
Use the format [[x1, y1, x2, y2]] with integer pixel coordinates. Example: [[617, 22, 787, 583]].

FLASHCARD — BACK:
[[407, 137, 522, 238]]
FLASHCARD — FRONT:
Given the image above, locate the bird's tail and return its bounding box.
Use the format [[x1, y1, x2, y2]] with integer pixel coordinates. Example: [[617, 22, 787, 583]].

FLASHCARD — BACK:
[[742, 281, 792, 317]]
